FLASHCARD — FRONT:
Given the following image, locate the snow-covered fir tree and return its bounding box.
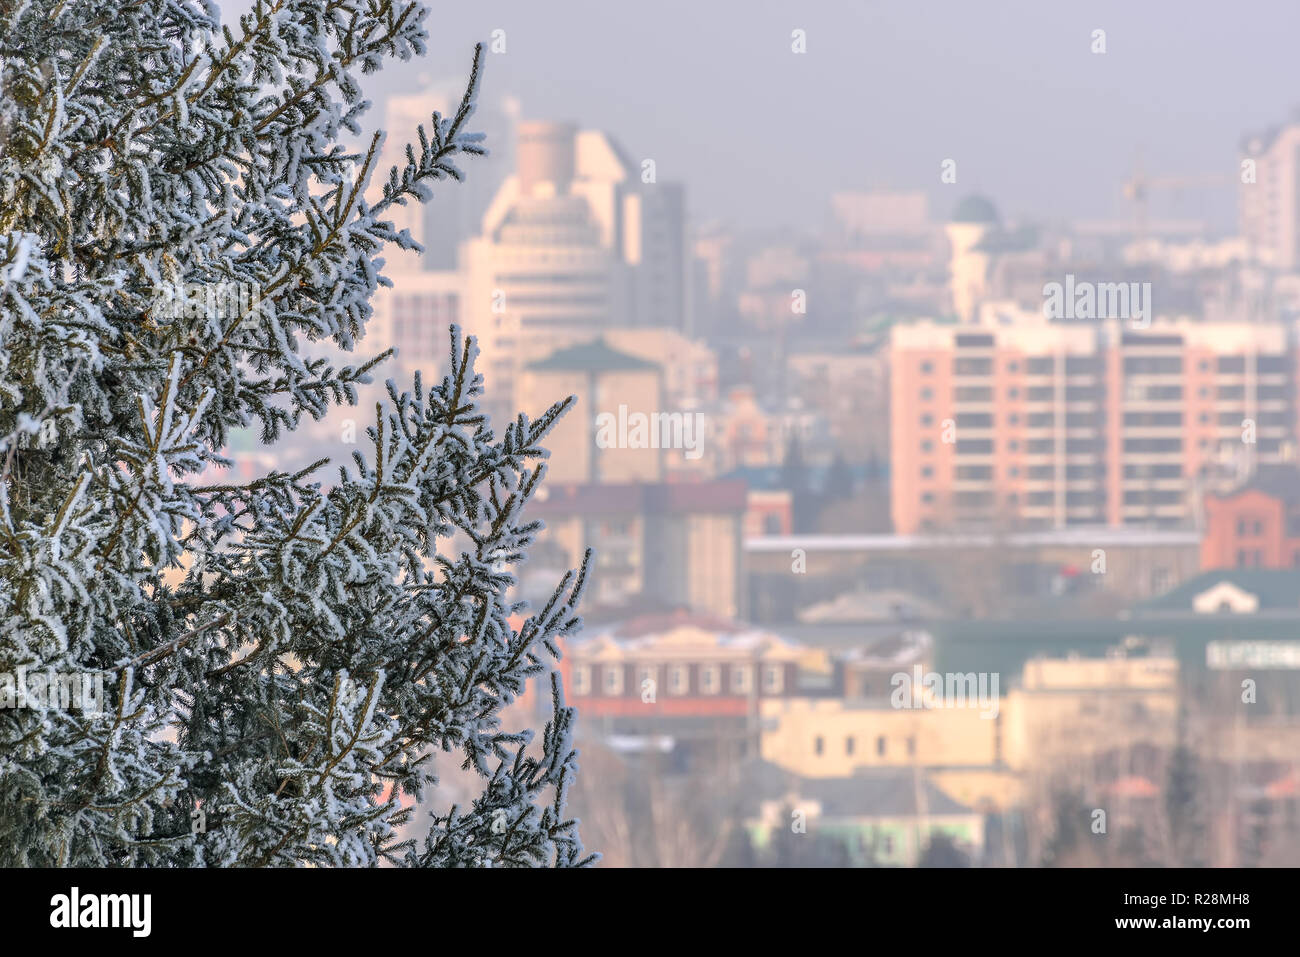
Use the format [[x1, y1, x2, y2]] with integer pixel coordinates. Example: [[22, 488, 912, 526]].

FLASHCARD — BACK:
[[0, 0, 596, 867]]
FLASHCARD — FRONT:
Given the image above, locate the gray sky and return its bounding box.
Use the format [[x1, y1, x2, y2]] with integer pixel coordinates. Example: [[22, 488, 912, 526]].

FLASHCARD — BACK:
[[223, 0, 1300, 233]]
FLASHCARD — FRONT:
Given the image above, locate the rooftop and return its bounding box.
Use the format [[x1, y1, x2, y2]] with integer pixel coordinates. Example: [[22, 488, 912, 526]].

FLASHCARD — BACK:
[[745, 527, 1202, 553], [533, 480, 748, 516], [950, 194, 1000, 225], [1209, 463, 1300, 507], [1133, 569, 1300, 614], [526, 338, 659, 373], [741, 761, 975, 818]]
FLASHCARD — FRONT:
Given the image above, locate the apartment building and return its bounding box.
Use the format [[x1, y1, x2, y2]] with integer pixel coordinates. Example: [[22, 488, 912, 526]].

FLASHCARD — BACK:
[[890, 318, 1300, 534], [1240, 120, 1300, 269]]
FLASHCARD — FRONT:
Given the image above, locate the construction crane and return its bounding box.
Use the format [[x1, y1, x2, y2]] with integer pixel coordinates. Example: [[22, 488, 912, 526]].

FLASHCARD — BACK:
[[1123, 155, 1232, 241]]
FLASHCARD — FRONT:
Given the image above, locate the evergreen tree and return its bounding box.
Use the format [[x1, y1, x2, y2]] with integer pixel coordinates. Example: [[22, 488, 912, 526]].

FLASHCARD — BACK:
[[779, 433, 816, 532], [1165, 708, 1207, 868], [822, 451, 854, 508], [0, 0, 595, 867], [917, 831, 970, 867]]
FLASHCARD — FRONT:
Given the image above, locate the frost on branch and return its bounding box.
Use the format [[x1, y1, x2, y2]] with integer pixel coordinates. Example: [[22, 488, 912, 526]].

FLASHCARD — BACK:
[[0, 0, 596, 868]]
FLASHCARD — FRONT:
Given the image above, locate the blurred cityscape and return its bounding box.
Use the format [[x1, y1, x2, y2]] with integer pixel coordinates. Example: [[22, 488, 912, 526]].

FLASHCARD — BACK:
[[211, 78, 1300, 866]]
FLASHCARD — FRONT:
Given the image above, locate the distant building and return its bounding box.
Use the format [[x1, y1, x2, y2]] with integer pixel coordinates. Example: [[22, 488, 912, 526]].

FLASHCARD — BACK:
[[1240, 121, 1300, 269], [371, 88, 520, 272], [460, 121, 691, 415], [366, 269, 462, 382], [945, 194, 1000, 323], [743, 763, 985, 867], [787, 348, 890, 461], [744, 489, 793, 538], [1202, 464, 1300, 569], [565, 613, 811, 763], [518, 339, 666, 484], [528, 480, 749, 616], [746, 527, 1202, 614], [889, 318, 1300, 534], [831, 190, 931, 239]]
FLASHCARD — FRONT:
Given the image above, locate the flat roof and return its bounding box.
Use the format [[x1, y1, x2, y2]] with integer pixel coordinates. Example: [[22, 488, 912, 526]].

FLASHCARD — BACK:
[[745, 528, 1202, 553]]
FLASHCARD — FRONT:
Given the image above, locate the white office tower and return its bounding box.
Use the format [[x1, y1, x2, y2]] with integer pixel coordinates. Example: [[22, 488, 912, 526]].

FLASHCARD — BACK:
[[1241, 120, 1300, 270], [461, 121, 691, 420]]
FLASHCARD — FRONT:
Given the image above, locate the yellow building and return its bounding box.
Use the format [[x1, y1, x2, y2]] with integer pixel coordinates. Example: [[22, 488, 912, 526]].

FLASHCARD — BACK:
[[757, 648, 1183, 813]]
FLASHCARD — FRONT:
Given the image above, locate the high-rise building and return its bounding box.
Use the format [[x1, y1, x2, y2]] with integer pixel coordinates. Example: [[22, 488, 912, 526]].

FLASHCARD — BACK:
[[1240, 121, 1300, 269], [890, 319, 1300, 533], [461, 121, 691, 417]]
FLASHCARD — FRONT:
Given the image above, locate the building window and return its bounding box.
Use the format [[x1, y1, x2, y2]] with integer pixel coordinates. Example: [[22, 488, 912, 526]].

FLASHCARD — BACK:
[[876, 736, 886, 757], [603, 666, 624, 696], [920, 361, 933, 374], [731, 665, 753, 694], [920, 413, 933, 427], [814, 736, 824, 756], [636, 665, 657, 697], [763, 664, 785, 694], [669, 664, 689, 696], [1151, 567, 1172, 595], [921, 440, 934, 453], [921, 466, 933, 478], [920, 387, 933, 401], [846, 736, 856, 756], [1008, 387, 1019, 399], [700, 664, 720, 695], [572, 666, 591, 696]]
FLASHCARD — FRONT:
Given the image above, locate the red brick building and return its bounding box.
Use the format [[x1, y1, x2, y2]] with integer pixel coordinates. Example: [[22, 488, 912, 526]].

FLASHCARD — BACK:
[[1202, 465, 1300, 570]]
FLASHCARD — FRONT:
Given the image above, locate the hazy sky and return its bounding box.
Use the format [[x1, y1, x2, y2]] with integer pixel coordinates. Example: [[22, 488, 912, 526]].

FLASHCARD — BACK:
[[222, 0, 1300, 234]]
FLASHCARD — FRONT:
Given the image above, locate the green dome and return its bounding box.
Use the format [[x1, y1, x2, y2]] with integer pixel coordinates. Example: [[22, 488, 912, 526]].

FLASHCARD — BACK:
[[951, 195, 1000, 225]]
